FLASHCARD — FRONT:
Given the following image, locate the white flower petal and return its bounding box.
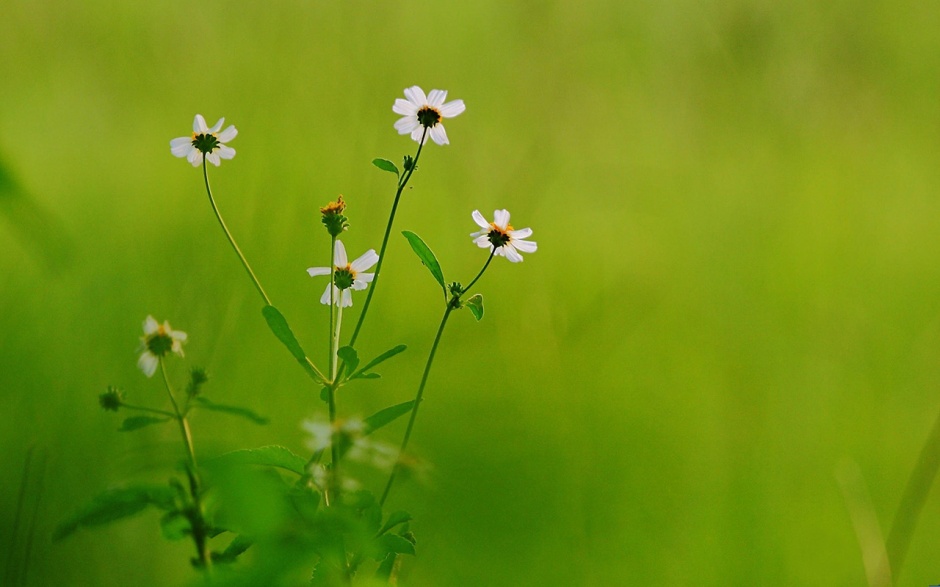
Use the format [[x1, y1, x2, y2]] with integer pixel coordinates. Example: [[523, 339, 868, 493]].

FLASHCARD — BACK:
[[471, 210, 490, 229], [334, 240, 348, 267], [427, 89, 447, 107], [512, 238, 538, 253], [143, 315, 159, 335], [473, 235, 491, 248], [307, 266, 331, 277], [503, 245, 524, 263], [509, 227, 532, 239], [411, 127, 428, 144], [138, 352, 158, 378], [194, 114, 208, 133], [440, 99, 466, 118], [429, 124, 449, 145], [350, 249, 379, 272], [356, 272, 374, 283], [351, 280, 369, 291], [404, 86, 427, 107], [170, 329, 188, 342], [218, 145, 236, 160], [341, 290, 352, 307], [218, 125, 238, 143], [187, 149, 203, 166], [206, 152, 221, 166], [493, 209, 511, 229], [320, 283, 334, 305], [393, 99, 419, 116], [209, 118, 225, 133], [394, 116, 420, 134], [170, 137, 192, 156]]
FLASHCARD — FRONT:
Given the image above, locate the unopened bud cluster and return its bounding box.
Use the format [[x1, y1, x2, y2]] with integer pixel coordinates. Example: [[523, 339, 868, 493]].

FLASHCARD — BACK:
[[320, 196, 349, 237]]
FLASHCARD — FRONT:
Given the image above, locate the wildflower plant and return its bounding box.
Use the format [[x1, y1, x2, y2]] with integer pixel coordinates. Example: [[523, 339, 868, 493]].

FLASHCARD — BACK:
[[57, 85, 535, 585]]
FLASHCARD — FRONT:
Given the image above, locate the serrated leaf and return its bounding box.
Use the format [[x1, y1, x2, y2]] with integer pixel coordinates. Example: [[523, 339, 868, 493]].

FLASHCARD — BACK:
[[210, 446, 307, 476], [350, 345, 406, 380], [372, 158, 399, 176], [119, 416, 171, 432], [379, 511, 413, 536], [54, 485, 177, 540], [160, 510, 191, 541], [401, 231, 446, 293], [193, 397, 268, 425], [465, 294, 484, 321], [363, 401, 415, 435], [262, 305, 325, 384], [337, 346, 359, 377]]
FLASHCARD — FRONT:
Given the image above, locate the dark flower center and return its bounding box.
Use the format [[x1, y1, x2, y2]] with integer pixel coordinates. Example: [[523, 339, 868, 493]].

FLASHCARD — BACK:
[[334, 267, 356, 290], [417, 106, 441, 128], [191, 132, 220, 154], [487, 228, 511, 248], [147, 333, 174, 357]]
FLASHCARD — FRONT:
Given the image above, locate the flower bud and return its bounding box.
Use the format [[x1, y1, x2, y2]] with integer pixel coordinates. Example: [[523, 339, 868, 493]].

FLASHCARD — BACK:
[[99, 386, 125, 412], [320, 195, 349, 237]]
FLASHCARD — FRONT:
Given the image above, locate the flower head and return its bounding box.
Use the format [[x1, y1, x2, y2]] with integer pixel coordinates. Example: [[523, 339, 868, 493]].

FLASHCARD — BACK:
[[99, 386, 125, 412], [470, 209, 537, 262], [306, 240, 379, 307], [320, 195, 349, 237], [137, 316, 188, 377], [170, 114, 237, 167], [393, 86, 465, 145]]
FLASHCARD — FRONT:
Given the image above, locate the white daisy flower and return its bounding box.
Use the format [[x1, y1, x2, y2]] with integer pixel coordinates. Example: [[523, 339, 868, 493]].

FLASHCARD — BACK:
[[470, 209, 538, 263], [137, 316, 187, 378], [170, 114, 237, 167], [306, 240, 379, 307], [393, 86, 466, 145]]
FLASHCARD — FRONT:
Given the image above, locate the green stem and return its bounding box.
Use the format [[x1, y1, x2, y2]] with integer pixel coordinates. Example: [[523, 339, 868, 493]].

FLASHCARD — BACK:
[[119, 403, 176, 418], [160, 360, 211, 572], [327, 237, 343, 504], [884, 404, 940, 582], [202, 158, 271, 306], [461, 250, 496, 297], [380, 303, 453, 507], [348, 127, 428, 348]]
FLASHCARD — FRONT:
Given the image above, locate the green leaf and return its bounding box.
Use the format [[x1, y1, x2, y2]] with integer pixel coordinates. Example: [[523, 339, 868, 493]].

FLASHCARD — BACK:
[[371, 533, 416, 558], [214, 534, 253, 563], [210, 446, 307, 476], [465, 294, 484, 321], [350, 344, 407, 380], [118, 416, 170, 432], [193, 397, 268, 425], [160, 510, 191, 541], [337, 346, 359, 378], [372, 158, 399, 177], [379, 511, 413, 536], [262, 305, 325, 384], [54, 485, 177, 540], [363, 401, 415, 435], [401, 231, 446, 293]]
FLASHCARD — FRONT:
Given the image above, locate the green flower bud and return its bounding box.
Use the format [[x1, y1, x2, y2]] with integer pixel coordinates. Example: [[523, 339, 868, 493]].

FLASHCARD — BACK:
[[99, 386, 125, 412], [320, 196, 349, 237]]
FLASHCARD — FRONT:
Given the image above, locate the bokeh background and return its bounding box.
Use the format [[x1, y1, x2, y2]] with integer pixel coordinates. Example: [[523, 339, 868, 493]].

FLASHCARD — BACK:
[[3, 1, 940, 585]]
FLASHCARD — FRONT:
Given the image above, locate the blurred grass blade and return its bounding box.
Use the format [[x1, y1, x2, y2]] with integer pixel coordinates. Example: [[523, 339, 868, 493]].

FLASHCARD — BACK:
[[118, 416, 171, 431], [193, 397, 268, 425], [54, 485, 177, 540], [835, 459, 892, 587]]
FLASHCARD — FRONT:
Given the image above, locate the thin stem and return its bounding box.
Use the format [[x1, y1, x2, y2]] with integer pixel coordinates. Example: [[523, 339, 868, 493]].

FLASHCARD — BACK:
[[884, 404, 940, 582], [202, 158, 271, 306], [327, 237, 342, 504], [461, 250, 496, 297], [119, 403, 176, 418], [348, 127, 428, 347], [380, 304, 453, 507], [160, 360, 211, 572]]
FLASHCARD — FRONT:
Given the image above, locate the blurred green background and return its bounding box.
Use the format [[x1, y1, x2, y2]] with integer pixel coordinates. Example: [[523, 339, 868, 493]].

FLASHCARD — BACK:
[[3, 0, 940, 585]]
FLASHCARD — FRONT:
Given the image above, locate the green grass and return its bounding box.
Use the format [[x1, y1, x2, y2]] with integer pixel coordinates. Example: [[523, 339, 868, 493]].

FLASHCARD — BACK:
[[2, 1, 940, 584]]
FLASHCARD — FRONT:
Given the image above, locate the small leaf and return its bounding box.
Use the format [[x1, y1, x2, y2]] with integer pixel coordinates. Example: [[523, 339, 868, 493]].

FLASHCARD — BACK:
[[372, 158, 399, 176], [379, 511, 413, 536], [193, 397, 268, 425], [401, 231, 446, 293], [337, 346, 360, 377], [465, 294, 484, 321], [210, 446, 307, 476], [372, 533, 416, 558], [214, 534, 253, 563], [262, 305, 325, 384], [119, 416, 170, 432], [54, 485, 177, 540], [351, 345, 406, 380], [363, 401, 415, 435], [160, 510, 191, 541]]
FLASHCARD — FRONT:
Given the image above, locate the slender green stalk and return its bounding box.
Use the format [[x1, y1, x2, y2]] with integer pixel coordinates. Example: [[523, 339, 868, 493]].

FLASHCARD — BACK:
[[202, 159, 271, 306], [348, 127, 428, 347], [119, 403, 176, 418], [380, 304, 454, 506], [327, 237, 343, 504], [160, 360, 211, 572], [883, 404, 940, 582], [461, 250, 496, 296]]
